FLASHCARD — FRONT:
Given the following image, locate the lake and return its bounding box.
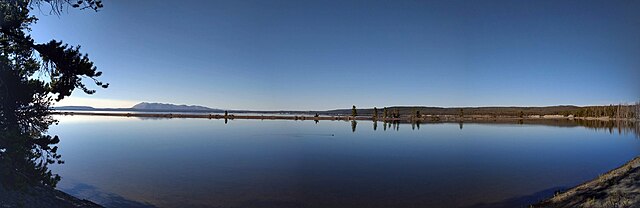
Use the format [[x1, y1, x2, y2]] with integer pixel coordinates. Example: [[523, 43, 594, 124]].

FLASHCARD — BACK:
[[49, 115, 640, 208]]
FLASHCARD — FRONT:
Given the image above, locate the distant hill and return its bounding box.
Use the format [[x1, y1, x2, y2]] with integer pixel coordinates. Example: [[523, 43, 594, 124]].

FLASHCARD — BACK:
[[54, 102, 222, 112], [53, 106, 96, 110], [131, 102, 219, 111]]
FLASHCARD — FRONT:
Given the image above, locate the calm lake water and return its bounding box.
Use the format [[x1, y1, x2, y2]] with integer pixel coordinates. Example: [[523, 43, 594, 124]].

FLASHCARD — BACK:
[[49, 115, 640, 208]]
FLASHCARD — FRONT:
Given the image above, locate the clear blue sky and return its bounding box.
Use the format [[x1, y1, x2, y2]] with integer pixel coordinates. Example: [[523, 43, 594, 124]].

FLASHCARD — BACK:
[[32, 0, 640, 110]]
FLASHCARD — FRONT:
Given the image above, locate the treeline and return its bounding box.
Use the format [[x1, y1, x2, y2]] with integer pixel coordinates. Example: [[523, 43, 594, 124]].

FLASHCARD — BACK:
[[327, 106, 580, 117], [328, 103, 640, 119], [573, 105, 636, 118]]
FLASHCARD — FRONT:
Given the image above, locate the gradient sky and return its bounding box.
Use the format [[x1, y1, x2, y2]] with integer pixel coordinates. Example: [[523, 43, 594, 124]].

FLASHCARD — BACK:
[[32, 0, 640, 110]]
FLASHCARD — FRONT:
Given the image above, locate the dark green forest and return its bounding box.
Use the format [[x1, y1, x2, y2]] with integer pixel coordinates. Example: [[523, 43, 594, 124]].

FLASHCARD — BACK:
[[327, 104, 639, 119]]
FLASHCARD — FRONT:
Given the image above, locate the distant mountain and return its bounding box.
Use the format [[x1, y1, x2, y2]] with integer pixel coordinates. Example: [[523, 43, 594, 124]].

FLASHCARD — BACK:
[[53, 102, 222, 112], [131, 102, 219, 111], [54, 106, 96, 110]]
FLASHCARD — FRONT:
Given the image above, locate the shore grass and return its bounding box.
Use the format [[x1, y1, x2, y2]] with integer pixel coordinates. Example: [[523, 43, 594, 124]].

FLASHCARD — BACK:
[[532, 157, 640, 208]]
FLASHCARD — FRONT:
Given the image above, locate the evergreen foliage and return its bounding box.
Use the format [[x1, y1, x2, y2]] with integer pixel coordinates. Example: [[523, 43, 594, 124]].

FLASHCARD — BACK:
[[352, 105, 357, 117], [373, 107, 378, 119], [0, 0, 105, 188]]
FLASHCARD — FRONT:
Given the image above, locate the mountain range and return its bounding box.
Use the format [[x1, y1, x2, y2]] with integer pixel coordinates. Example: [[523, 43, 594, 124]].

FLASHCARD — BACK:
[[131, 102, 218, 111], [55, 102, 222, 112]]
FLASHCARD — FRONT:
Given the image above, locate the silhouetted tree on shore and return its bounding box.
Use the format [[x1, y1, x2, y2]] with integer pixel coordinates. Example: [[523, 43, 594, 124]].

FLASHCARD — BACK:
[[373, 107, 378, 120], [352, 105, 357, 117], [1, 0, 106, 188], [383, 108, 388, 118], [635, 101, 640, 120]]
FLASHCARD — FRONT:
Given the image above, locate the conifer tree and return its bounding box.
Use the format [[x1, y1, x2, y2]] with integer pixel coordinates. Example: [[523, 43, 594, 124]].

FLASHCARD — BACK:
[[352, 105, 357, 117], [373, 107, 378, 119], [383, 108, 388, 118], [1, 0, 106, 188]]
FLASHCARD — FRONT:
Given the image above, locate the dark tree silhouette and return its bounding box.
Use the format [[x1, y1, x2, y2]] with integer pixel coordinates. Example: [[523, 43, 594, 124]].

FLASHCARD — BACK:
[[352, 105, 357, 117], [1, 0, 106, 188], [383, 107, 388, 118], [373, 107, 378, 120], [636, 101, 640, 120]]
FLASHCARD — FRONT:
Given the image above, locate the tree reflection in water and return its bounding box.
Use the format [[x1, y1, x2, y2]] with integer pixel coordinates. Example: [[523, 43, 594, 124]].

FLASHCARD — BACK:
[[351, 120, 357, 132], [338, 118, 638, 138]]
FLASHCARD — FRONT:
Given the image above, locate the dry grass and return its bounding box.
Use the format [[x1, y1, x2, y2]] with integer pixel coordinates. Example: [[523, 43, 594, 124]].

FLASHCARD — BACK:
[[533, 157, 640, 208]]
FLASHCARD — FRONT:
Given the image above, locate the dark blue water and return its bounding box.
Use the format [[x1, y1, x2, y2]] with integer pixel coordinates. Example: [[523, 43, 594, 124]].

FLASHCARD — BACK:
[[49, 116, 640, 208]]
